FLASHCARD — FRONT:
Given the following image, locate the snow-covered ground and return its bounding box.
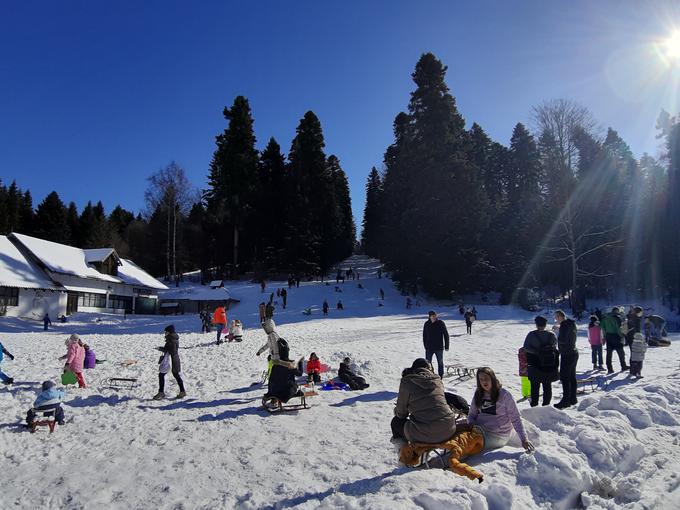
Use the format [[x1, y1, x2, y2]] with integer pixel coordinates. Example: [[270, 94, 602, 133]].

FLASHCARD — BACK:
[[1, 256, 679, 509]]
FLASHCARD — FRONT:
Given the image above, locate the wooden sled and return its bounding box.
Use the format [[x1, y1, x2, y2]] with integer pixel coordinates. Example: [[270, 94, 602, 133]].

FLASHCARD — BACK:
[[576, 375, 607, 394], [100, 377, 140, 390], [648, 337, 671, 347], [445, 364, 477, 380], [262, 393, 308, 413], [30, 409, 58, 434]]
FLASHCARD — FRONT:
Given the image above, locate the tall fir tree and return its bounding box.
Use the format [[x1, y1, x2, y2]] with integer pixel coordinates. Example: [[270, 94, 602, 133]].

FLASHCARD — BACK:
[[205, 96, 259, 275], [361, 167, 383, 257], [65, 202, 79, 245], [33, 191, 68, 242]]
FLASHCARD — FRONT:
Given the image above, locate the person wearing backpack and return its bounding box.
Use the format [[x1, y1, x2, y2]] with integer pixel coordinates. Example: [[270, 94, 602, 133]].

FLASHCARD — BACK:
[[601, 307, 628, 374], [554, 310, 578, 409], [523, 316, 559, 407]]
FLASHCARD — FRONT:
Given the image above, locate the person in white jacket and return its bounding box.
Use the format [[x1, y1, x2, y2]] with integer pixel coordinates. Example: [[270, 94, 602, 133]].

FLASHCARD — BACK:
[[629, 332, 647, 378], [256, 319, 280, 361]]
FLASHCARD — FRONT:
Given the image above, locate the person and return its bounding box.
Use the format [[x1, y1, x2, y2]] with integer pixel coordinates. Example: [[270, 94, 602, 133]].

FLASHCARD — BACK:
[[378, 267, 382, 279], [356, 271, 360, 280], [458, 304, 465, 316], [200, 309, 211, 333], [467, 367, 534, 452], [464, 310, 474, 335], [644, 314, 667, 342], [422, 310, 449, 379], [391, 358, 457, 444], [265, 302, 275, 320], [260, 280, 266, 293], [306, 352, 322, 383], [43, 313, 52, 331], [295, 276, 300, 288], [61, 334, 86, 388], [554, 310, 578, 409], [587, 315, 604, 371], [600, 307, 628, 374], [229, 319, 243, 342], [26, 381, 66, 428], [153, 325, 186, 400], [281, 288, 288, 309], [59, 314, 68, 323], [337, 300, 344, 310], [629, 332, 647, 379], [471, 306, 478, 318], [523, 315, 559, 407], [83, 344, 97, 369], [625, 306, 643, 355], [265, 354, 304, 403], [256, 319, 281, 363], [258, 302, 266, 323], [0, 340, 15, 385], [517, 347, 531, 399], [213, 304, 228, 344], [322, 300, 329, 316], [339, 357, 369, 390], [276, 288, 281, 298], [379, 288, 385, 300]]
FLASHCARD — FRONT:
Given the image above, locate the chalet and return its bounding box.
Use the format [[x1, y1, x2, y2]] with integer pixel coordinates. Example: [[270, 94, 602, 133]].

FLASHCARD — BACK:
[[0, 233, 167, 318]]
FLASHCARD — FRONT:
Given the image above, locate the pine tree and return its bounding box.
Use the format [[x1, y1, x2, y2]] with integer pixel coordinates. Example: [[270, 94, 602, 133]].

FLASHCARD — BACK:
[[205, 96, 258, 276], [327, 155, 355, 263], [663, 121, 680, 303], [0, 181, 8, 234], [6, 181, 21, 233], [33, 191, 68, 242], [65, 202, 79, 245], [361, 167, 383, 257], [19, 190, 34, 234]]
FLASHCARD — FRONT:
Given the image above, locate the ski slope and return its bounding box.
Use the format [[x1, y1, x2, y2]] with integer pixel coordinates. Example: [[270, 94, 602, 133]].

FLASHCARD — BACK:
[[1, 256, 679, 509]]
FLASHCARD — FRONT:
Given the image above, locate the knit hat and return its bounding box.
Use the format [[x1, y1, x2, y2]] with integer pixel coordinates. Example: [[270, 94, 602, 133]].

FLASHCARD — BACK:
[[66, 333, 80, 345], [633, 332, 644, 342], [428, 310, 436, 317], [42, 380, 55, 391], [411, 358, 431, 371], [164, 325, 175, 334]]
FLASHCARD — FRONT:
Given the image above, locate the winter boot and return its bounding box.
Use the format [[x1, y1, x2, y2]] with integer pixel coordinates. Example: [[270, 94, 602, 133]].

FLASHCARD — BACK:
[[554, 400, 571, 409], [152, 392, 165, 400], [176, 391, 186, 399]]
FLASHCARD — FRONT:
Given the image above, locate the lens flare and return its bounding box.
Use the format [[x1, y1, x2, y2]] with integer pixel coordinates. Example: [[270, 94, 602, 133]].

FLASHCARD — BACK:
[[664, 30, 680, 60]]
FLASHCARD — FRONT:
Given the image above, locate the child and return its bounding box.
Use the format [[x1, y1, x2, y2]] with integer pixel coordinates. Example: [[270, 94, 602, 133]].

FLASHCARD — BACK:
[[588, 315, 605, 371], [629, 332, 647, 378], [517, 347, 530, 398], [83, 344, 97, 369], [26, 380, 66, 427], [306, 352, 322, 383], [229, 319, 243, 342], [60, 334, 86, 388], [154, 325, 186, 400], [0, 340, 15, 384]]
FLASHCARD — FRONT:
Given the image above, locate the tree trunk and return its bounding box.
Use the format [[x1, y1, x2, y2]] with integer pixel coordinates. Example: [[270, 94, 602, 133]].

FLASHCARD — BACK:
[[233, 224, 239, 279]]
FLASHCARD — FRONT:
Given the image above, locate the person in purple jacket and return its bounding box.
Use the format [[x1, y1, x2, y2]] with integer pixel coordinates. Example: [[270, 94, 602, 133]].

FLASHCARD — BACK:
[[468, 367, 535, 452], [83, 344, 97, 369]]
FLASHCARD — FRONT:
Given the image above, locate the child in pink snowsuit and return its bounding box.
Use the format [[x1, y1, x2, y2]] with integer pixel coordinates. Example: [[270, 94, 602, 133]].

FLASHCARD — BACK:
[[62, 334, 86, 388]]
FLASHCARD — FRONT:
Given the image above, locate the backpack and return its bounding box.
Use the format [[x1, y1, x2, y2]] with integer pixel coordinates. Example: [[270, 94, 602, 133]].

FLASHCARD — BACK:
[[277, 337, 290, 361]]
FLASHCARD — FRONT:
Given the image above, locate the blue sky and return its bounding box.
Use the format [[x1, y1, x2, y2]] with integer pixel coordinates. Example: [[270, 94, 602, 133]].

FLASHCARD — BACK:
[[1, 1, 679, 227]]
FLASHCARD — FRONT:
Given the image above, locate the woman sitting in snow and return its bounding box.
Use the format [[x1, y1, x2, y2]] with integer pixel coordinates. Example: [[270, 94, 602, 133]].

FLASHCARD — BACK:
[[305, 352, 322, 383], [468, 367, 534, 452], [229, 319, 243, 342], [391, 358, 457, 444], [264, 341, 304, 403], [338, 357, 369, 390]]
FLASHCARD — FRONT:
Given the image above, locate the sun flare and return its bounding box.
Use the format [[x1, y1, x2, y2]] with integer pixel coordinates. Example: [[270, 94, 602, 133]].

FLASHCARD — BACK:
[[664, 30, 680, 59]]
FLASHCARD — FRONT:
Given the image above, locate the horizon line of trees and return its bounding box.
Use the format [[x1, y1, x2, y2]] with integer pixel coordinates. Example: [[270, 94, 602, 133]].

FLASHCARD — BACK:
[[0, 100, 356, 283], [361, 52, 680, 312]]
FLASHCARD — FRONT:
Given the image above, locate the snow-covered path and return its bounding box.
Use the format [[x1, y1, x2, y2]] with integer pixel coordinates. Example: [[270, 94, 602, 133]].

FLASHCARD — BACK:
[[1, 258, 679, 509]]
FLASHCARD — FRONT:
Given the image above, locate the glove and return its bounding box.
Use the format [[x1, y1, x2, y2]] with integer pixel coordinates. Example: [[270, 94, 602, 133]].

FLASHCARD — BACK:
[[8, 354, 14, 360]]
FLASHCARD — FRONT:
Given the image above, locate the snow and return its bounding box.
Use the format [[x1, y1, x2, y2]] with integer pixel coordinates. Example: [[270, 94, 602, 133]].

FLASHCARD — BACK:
[[117, 258, 168, 291], [0, 235, 60, 290], [1, 255, 679, 509], [161, 284, 231, 302], [83, 248, 117, 264]]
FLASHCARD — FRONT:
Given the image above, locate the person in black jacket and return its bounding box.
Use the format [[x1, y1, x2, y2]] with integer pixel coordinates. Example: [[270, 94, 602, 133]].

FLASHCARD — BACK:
[[422, 311, 450, 379], [265, 356, 303, 403], [339, 357, 369, 390], [554, 310, 578, 409], [523, 316, 559, 407], [153, 325, 186, 400]]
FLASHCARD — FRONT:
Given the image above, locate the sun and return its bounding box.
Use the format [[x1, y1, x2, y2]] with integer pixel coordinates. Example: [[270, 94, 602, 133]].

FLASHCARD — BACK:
[[664, 30, 680, 60]]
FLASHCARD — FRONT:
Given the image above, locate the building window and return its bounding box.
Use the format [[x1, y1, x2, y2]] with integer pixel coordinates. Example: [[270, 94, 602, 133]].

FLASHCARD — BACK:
[[109, 294, 133, 312], [0, 287, 19, 307], [78, 292, 106, 308]]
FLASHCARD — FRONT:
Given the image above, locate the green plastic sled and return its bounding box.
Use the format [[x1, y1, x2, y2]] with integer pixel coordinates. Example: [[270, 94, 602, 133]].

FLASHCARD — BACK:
[[61, 371, 77, 385]]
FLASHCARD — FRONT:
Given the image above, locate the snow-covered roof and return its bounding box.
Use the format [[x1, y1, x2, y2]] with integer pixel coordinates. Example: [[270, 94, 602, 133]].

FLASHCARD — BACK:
[[0, 236, 60, 290], [209, 280, 223, 288], [118, 259, 168, 290], [161, 285, 233, 302], [84, 248, 119, 264], [9, 233, 167, 291], [11, 233, 120, 283]]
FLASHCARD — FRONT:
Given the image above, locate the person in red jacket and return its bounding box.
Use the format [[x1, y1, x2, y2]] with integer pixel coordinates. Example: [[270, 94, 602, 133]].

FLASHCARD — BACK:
[[306, 352, 322, 383], [213, 305, 228, 344]]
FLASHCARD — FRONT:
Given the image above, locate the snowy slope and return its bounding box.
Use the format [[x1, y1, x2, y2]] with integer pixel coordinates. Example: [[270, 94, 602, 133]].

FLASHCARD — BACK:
[[1, 256, 679, 509]]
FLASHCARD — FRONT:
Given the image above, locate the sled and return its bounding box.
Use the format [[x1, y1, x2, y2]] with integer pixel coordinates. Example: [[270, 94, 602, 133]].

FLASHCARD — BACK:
[[648, 337, 671, 347], [261, 393, 309, 413], [100, 377, 140, 390], [29, 408, 58, 434], [576, 375, 607, 394], [117, 359, 138, 368], [445, 364, 476, 380], [61, 371, 77, 386]]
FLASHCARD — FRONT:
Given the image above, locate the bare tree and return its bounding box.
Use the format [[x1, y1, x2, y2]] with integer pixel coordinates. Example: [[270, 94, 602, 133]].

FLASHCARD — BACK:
[[144, 162, 199, 280], [532, 99, 598, 174]]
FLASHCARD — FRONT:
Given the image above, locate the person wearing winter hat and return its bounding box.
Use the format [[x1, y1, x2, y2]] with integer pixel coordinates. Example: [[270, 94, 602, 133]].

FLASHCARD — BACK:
[[60, 334, 86, 388], [26, 380, 66, 428], [629, 332, 647, 378], [0, 340, 15, 385], [392, 358, 456, 443], [153, 325, 186, 400]]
